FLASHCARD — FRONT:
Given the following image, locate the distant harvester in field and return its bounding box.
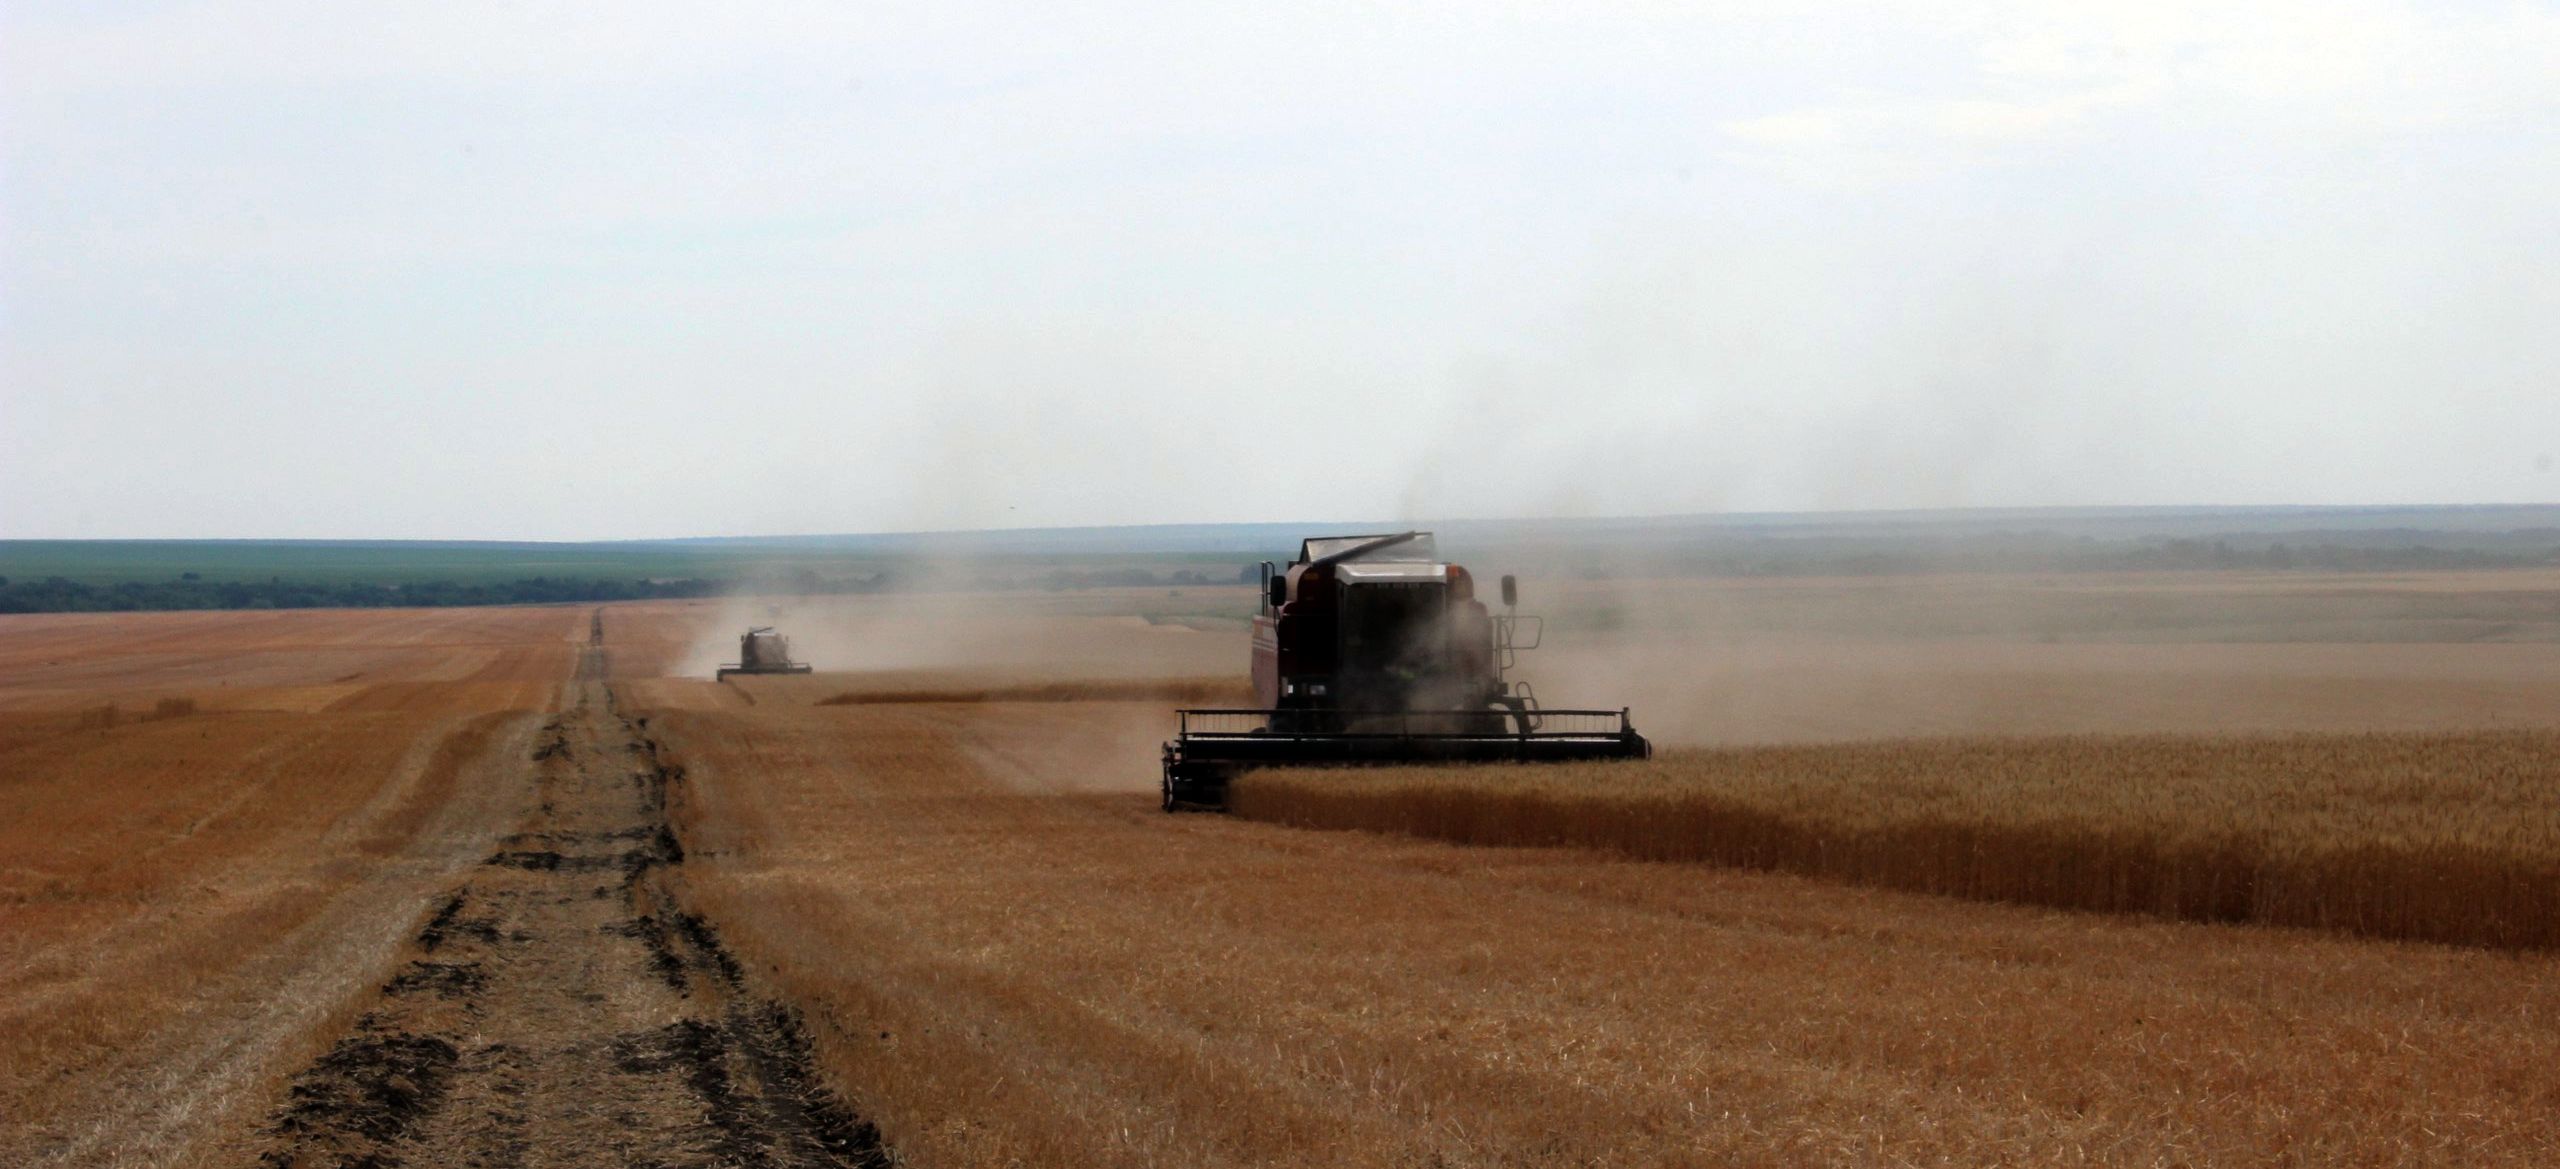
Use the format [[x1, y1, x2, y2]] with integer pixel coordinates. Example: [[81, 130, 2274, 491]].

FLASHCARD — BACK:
[[1160, 531, 1650, 811], [716, 627, 814, 681]]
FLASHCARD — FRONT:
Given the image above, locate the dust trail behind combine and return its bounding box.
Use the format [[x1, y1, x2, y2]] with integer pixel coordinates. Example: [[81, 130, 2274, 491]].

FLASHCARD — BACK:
[[814, 676, 1249, 706], [252, 647, 887, 1169]]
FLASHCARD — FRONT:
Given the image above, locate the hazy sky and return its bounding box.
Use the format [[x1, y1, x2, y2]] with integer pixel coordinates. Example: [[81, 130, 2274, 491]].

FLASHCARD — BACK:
[[5, 2, 2556, 540]]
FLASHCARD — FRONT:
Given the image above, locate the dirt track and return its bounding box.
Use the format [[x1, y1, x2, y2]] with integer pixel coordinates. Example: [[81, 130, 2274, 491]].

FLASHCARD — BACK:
[[253, 649, 886, 1169]]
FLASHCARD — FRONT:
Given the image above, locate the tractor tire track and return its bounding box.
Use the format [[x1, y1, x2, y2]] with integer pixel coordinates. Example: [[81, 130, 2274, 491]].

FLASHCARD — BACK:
[[253, 650, 888, 1169]]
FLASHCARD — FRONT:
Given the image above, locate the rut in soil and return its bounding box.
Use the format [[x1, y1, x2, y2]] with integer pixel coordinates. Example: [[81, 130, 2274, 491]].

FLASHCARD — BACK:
[[255, 649, 888, 1169]]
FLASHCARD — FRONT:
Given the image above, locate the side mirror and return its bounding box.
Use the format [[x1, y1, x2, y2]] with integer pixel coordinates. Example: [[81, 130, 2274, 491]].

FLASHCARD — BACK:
[[1500, 574, 1518, 608], [1266, 574, 1288, 609]]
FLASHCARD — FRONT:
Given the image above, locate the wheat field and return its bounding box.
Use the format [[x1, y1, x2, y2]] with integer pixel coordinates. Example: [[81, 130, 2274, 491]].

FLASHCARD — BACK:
[[1231, 731, 2560, 948], [643, 692, 2560, 1167], [9, 579, 2560, 1166]]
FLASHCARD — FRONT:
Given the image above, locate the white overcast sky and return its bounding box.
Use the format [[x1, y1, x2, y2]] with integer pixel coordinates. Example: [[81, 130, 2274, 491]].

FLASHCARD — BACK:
[[4, 2, 2556, 540]]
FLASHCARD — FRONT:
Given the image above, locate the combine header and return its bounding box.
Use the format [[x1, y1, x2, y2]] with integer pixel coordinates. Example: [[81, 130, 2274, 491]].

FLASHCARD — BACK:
[[715, 627, 813, 681], [1161, 532, 1649, 811]]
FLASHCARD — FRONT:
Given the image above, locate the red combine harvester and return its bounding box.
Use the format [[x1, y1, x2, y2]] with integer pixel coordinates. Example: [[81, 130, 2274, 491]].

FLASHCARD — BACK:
[[1161, 531, 1650, 811], [715, 627, 813, 682]]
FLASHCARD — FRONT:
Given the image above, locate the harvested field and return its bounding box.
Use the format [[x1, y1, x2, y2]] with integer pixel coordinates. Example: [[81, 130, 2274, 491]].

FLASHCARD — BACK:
[[11, 570, 2560, 1166], [249, 656, 885, 1169], [0, 605, 576, 715], [0, 606, 891, 1169], [1231, 731, 2560, 948], [0, 607, 569, 1165]]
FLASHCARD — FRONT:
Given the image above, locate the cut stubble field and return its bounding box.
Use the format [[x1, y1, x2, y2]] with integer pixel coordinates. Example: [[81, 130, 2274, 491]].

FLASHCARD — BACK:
[[0, 606, 571, 1166], [5, 573, 2560, 1167]]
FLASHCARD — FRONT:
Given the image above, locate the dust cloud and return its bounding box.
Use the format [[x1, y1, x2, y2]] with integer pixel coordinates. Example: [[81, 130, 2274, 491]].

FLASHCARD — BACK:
[[653, 578, 1236, 796], [1446, 550, 2560, 748], [674, 572, 1235, 686]]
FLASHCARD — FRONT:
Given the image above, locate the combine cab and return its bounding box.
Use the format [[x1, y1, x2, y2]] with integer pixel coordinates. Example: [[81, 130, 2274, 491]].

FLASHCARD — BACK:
[[715, 627, 813, 681], [1161, 532, 1649, 811]]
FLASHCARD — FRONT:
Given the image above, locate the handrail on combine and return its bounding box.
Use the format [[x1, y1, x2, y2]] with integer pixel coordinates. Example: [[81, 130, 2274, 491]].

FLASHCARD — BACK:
[[1173, 707, 1635, 739]]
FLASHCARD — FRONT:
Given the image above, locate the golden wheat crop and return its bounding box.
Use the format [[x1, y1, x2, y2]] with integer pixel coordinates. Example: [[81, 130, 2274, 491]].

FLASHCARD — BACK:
[[1231, 731, 2560, 948]]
